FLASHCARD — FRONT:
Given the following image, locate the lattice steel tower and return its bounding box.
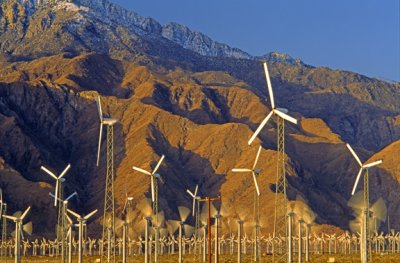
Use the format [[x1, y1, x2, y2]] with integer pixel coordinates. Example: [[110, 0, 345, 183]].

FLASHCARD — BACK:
[[273, 117, 288, 263], [96, 96, 118, 263], [1, 203, 6, 257]]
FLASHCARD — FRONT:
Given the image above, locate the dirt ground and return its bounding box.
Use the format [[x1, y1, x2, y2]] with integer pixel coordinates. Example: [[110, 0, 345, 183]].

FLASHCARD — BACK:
[[1, 254, 400, 263]]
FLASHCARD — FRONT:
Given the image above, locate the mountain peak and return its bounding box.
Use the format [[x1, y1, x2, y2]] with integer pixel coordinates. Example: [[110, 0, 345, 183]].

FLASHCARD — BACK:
[[261, 51, 308, 67]]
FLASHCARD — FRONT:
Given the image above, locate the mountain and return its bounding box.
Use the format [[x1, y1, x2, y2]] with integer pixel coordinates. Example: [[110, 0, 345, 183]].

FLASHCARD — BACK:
[[0, 0, 399, 236], [0, 0, 252, 61]]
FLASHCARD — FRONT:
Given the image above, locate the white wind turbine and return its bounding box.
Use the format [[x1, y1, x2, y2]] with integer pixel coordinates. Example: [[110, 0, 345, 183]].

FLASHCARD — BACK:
[[67, 209, 97, 263], [41, 164, 71, 206], [186, 185, 201, 256], [95, 96, 118, 263], [248, 62, 297, 146], [132, 155, 165, 204], [247, 62, 297, 263], [186, 185, 200, 217], [232, 145, 263, 196], [346, 143, 383, 263], [2, 206, 31, 263], [132, 154, 165, 263]]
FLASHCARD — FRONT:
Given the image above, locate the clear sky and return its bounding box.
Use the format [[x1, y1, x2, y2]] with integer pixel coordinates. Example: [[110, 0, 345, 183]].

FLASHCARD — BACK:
[[113, 0, 400, 82]]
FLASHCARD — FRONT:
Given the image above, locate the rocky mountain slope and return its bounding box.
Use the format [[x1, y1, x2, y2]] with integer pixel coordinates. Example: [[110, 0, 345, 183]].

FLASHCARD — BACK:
[[0, 0, 399, 237]]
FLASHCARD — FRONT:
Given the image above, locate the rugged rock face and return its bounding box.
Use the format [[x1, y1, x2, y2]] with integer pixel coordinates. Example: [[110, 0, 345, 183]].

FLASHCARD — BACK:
[[0, 0, 399, 237], [0, 0, 252, 61], [162, 22, 252, 59]]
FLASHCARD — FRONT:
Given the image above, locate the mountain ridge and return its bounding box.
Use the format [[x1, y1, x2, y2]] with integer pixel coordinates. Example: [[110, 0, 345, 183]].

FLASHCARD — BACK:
[[0, 0, 399, 237]]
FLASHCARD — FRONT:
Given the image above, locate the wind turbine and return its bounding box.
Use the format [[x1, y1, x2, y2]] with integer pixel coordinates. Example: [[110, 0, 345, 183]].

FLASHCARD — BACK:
[[232, 145, 262, 196], [132, 154, 165, 263], [41, 163, 70, 250], [232, 146, 263, 262], [248, 61, 297, 263], [187, 184, 201, 255], [41, 164, 71, 207], [2, 206, 31, 263], [293, 196, 316, 262], [95, 96, 118, 263], [67, 209, 97, 263], [49, 191, 77, 263], [132, 154, 165, 205], [346, 143, 382, 263], [177, 206, 192, 263]]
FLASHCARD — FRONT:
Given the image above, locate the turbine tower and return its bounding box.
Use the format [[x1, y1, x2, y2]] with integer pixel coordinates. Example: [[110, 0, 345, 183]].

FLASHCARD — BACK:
[[346, 143, 383, 263], [96, 96, 118, 263], [0, 189, 6, 257], [248, 62, 297, 262]]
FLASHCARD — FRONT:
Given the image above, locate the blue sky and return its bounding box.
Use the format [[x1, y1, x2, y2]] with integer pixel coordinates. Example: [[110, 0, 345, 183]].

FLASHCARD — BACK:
[[113, 0, 399, 82]]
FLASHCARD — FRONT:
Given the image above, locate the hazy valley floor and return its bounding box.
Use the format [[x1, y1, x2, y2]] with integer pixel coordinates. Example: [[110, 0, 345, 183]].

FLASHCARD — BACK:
[[1, 254, 400, 263]]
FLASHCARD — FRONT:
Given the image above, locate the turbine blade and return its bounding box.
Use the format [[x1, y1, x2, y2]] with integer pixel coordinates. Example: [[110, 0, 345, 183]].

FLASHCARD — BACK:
[[248, 111, 274, 145], [151, 176, 155, 203], [370, 198, 387, 222], [186, 190, 194, 198], [40, 166, 58, 180], [49, 192, 63, 203], [194, 185, 198, 196], [54, 181, 59, 207], [132, 166, 152, 176], [2, 215, 17, 221], [232, 168, 252, 173], [263, 62, 275, 109], [83, 209, 98, 220], [96, 124, 103, 166], [65, 192, 78, 202], [346, 144, 363, 167], [274, 109, 297, 124], [23, 221, 33, 235], [351, 168, 364, 195], [178, 206, 191, 222], [252, 145, 262, 169], [67, 209, 81, 220], [59, 164, 71, 179], [21, 206, 31, 220], [152, 155, 165, 175], [252, 172, 260, 196], [96, 96, 103, 121], [363, 160, 383, 168]]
